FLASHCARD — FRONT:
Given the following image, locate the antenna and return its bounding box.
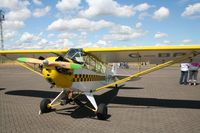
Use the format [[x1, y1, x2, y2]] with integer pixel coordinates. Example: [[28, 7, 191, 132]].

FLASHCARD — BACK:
[[0, 9, 5, 50]]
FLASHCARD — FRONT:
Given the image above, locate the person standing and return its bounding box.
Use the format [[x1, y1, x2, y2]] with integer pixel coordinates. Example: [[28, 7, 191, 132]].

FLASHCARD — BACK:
[[188, 62, 200, 86], [179, 63, 190, 85]]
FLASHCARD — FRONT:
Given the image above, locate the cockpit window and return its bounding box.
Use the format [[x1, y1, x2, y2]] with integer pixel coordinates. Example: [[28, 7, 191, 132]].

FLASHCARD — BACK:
[[65, 48, 85, 64], [65, 48, 106, 74]]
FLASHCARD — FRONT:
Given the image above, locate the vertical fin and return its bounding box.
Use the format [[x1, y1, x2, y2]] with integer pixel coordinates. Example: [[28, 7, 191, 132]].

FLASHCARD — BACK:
[[84, 92, 98, 110]]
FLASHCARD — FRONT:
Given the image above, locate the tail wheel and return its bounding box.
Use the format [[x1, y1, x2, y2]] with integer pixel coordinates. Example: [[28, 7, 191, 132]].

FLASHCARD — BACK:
[[96, 103, 108, 120], [40, 98, 52, 113]]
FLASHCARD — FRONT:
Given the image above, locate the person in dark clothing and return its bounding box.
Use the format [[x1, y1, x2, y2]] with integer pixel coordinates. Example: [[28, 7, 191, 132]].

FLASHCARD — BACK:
[[188, 62, 200, 86]]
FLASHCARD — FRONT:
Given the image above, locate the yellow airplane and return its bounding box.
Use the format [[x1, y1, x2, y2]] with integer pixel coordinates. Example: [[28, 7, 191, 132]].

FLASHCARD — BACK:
[[1, 45, 200, 120]]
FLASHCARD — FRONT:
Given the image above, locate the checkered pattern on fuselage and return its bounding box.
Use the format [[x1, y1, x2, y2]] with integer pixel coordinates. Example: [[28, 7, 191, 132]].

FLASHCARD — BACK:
[[73, 74, 105, 82]]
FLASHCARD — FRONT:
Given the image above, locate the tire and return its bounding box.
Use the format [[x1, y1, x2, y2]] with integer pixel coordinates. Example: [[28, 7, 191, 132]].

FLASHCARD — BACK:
[[96, 103, 108, 120], [40, 98, 51, 113]]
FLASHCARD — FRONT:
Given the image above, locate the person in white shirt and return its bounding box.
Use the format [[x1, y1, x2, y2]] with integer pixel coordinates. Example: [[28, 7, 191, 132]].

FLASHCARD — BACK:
[[179, 63, 190, 85]]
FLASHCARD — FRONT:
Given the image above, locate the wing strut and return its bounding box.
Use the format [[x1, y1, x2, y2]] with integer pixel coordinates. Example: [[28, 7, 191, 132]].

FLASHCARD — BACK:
[[94, 51, 199, 92]]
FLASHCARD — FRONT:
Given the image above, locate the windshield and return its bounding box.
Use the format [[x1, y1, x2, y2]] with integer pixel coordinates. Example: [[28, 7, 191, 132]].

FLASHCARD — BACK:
[[65, 48, 85, 63]]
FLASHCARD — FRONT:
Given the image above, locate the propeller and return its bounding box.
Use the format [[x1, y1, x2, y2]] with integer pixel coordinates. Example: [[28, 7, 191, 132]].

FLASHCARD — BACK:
[[17, 57, 82, 70]]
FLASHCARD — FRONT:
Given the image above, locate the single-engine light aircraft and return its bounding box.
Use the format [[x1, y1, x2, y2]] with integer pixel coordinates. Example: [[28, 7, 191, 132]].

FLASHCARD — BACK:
[[1, 45, 200, 120]]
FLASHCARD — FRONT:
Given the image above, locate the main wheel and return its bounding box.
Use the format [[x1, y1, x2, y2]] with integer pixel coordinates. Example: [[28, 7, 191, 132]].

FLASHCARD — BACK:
[[96, 103, 108, 120], [40, 98, 51, 113]]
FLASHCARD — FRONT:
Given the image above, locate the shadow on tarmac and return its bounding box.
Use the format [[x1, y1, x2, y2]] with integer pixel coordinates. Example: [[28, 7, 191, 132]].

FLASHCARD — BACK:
[[5, 86, 200, 119], [108, 86, 144, 90], [5, 89, 59, 99], [0, 88, 6, 91]]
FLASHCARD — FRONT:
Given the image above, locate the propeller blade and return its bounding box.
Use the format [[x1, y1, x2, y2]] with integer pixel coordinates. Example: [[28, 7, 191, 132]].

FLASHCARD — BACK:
[[49, 62, 82, 69], [17, 57, 43, 64], [17, 57, 82, 70]]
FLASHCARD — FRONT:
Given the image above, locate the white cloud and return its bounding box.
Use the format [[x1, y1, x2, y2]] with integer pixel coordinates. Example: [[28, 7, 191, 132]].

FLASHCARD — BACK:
[[4, 31, 16, 40], [96, 40, 107, 46], [57, 39, 74, 48], [79, 0, 133, 17], [56, 0, 81, 11], [155, 40, 173, 46], [135, 22, 142, 28], [138, 12, 151, 20], [154, 32, 168, 39], [96, 40, 112, 47], [13, 37, 74, 50], [0, 0, 29, 10], [42, 39, 75, 49], [80, 1, 151, 18], [103, 25, 146, 41], [33, 0, 42, 5], [38, 39, 48, 45], [47, 33, 55, 38], [33, 6, 51, 17], [11, 32, 56, 49], [57, 32, 77, 39], [110, 25, 132, 34], [78, 32, 87, 43], [18, 32, 41, 44], [47, 18, 113, 31], [163, 40, 171, 44], [0, 1, 30, 38], [153, 7, 170, 21], [77, 42, 94, 48], [6, 8, 31, 21], [155, 43, 165, 46], [9, 32, 45, 49], [182, 39, 192, 43], [181, 3, 200, 17], [103, 33, 144, 41], [0, 0, 18, 9], [3, 20, 24, 30], [133, 3, 151, 11]]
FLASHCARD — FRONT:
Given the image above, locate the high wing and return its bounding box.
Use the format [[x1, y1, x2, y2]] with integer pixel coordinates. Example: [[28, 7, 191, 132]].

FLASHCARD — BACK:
[[0, 49, 68, 60], [1, 45, 200, 63], [83, 45, 200, 63]]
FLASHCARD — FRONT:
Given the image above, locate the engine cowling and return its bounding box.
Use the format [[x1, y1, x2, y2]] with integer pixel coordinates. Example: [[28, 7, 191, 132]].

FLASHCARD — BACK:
[[42, 57, 74, 88]]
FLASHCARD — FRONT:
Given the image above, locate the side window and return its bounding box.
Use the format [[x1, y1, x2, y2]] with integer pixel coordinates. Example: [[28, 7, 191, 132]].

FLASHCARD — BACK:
[[83, 55, 106, 74]]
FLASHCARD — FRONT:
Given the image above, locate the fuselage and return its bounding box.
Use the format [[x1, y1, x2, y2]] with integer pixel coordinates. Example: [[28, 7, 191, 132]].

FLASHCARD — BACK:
[[42, 56, 113, 92]]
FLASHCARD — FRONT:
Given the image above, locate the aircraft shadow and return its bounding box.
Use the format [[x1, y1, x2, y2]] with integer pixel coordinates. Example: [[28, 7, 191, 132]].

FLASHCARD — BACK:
[[5, 87, 200, 119], [111, 97, 200, 109], [5, 90, 59, 98], [55, 87, 119, 119], [0, 88, 6, 91], [56, 106, 97, 119], [5, 88, 200, 110]]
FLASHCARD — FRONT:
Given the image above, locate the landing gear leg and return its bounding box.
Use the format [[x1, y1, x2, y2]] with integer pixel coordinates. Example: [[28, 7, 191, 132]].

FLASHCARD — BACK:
[[39, 89, 67, 114]]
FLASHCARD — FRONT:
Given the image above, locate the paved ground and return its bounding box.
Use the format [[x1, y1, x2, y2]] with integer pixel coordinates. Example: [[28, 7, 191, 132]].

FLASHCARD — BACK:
[[0, 64, 200, 133]]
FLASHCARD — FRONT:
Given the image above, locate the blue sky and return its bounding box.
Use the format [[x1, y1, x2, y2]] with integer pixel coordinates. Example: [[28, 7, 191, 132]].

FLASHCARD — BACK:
[[0, 0, 200, 49]]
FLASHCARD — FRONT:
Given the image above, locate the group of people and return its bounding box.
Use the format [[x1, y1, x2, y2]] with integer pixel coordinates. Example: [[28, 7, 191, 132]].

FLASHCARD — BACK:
[[180, 60, 200, 85]]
